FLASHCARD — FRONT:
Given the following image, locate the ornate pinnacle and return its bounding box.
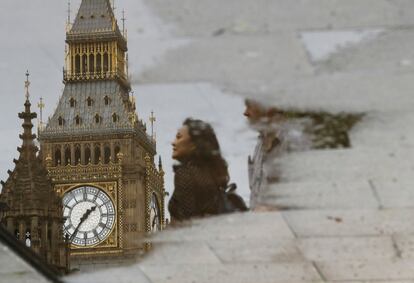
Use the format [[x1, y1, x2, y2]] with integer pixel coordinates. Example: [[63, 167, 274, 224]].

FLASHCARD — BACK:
[[121, 9, 126, 36], [158, 156, 163, 171], [37, 97, 45, 131], [18, 72, 38, 160], [149, 111, 156, 140], [24, 70, 30, 100]]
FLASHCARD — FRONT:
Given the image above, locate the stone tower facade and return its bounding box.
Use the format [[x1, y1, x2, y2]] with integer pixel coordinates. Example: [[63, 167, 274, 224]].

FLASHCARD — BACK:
[[38, 0, 165, 266], [0, 77, 68, 272]]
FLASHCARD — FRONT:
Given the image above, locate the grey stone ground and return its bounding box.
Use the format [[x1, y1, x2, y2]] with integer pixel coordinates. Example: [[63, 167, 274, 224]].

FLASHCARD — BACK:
[[69, 1, 414, 282]]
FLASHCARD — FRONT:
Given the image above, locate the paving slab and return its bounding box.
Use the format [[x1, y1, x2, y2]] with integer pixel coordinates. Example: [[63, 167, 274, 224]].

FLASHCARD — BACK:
[[371, 179, 414, 209], [270, 149, 391, 183], [283, 209, 414, 237], [66, 264, 151, 283], [317, 259, 414, 281], [143, 0, 409, 36], [207, 238, 303, 263], [350, 112, 414, 150], [142, 242, 221, 264], [140, 262, 323, 283], [315, 28, 414, 74], [326, 281, 414, 283], [139, 34, 313, 85], [393, 235, 414, 259], [152, 212, 295, 242], [297, 236, 396, 262], [260, 181, 379, 209]]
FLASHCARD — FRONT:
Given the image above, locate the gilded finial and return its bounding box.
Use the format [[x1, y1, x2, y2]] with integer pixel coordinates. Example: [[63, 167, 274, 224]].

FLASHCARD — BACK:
[[158, 156, 163, 171], [149, 111, 156, 140], [24, 70, 30, 99], [37, 97, 45, 131], [121, 9, 126, 36], [67, 0, 71, 25]]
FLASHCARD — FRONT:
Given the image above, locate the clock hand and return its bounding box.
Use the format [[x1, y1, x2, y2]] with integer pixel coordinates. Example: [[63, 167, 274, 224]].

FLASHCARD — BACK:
[[70, 206, 97, 243], [79, 205, 97, 224]]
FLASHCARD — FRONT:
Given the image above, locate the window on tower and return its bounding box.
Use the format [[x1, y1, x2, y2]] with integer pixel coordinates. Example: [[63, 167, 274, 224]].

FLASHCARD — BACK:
[[69, 98, 76, 108], [58, 116, 65, 126], [104, 96, 110, 105], [89, 54, 95, 74], [64, 147, 71, 166], [94, 146, 101, 164], [82, 54, 88, 74], [87, 97, 93, 106], [104, 146, 111, 163], [85, 146, 91, 165], [75, 54, 80, 75], [112, 113, 119, 123], [54, 148, 62, 166], [96, 53, 102, 73], [75, 115, 82, 126], [114, 145, 121, 162], [103, 53, 109, 73], [95, 114, 101, 124], [75, 146, 81, 165]]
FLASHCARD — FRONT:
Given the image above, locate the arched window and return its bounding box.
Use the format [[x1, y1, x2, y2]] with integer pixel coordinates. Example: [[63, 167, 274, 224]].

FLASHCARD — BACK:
[[94, 114, 101, 124], [54, 148, 61, 166], [58, 116, 65, 126], [75, 146, 81, 165], [104, 146, 111, 164], [75, 115, 81, 126], [94, 146, 101, 164], [112, 113, 119, 123], [96, 53, 102, 73], [82, 54, 88, 74], [89, 54, 95, 74], [114, 145, 121, 162], [69, 98, 76, 108], [85, 146, 91, 164], [75, 54, 80, 74], [104, 96, 110, 106], [103, 53, 109, 73], [65, 147, 71, 165], [87, 97, 93, 107], [25, 228, 31, 247]]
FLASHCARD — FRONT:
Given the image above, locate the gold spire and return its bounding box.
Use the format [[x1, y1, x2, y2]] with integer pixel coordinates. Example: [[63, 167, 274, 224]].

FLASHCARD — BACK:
[[67, 0, 71, 25], [121, 9, 126, 36], [149, 111, 156, 141], [37, 97, 45, 131], [66, 0, 71, 31], [24, 70, 30, 100]]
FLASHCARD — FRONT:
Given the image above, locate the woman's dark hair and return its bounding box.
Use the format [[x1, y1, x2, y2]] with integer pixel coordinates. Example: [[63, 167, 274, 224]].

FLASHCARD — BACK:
[[183, 118, 229, 188]]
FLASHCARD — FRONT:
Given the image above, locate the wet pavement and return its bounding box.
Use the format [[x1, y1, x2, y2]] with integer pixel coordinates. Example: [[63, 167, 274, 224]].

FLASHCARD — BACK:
[[63, 0, 414, 282]]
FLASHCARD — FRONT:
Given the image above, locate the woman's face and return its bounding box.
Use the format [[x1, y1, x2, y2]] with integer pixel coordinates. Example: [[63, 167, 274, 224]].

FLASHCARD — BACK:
[[172, 126, 196, 161]]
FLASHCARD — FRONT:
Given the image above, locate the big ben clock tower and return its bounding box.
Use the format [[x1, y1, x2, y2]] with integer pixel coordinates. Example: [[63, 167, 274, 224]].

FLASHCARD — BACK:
[[38, 0, 165, 267]]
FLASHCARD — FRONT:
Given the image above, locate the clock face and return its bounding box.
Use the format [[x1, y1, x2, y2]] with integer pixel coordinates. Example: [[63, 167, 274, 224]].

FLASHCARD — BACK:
[[62, 186, 116, 247], [150, 193, 161, 232]]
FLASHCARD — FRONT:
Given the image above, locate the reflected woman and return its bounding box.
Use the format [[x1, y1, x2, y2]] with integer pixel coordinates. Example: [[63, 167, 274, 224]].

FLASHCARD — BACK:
[[168, 118, 229, 221]]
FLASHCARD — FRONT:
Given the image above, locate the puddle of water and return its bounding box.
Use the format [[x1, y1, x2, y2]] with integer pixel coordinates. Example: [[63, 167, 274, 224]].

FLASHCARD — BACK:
[[300, 29, 384, 62], [135, 83, 258, 213]]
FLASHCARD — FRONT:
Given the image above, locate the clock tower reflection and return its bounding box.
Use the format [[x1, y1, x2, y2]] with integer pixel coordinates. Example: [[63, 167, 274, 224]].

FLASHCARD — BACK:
[[38, 0, 166, 269]]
